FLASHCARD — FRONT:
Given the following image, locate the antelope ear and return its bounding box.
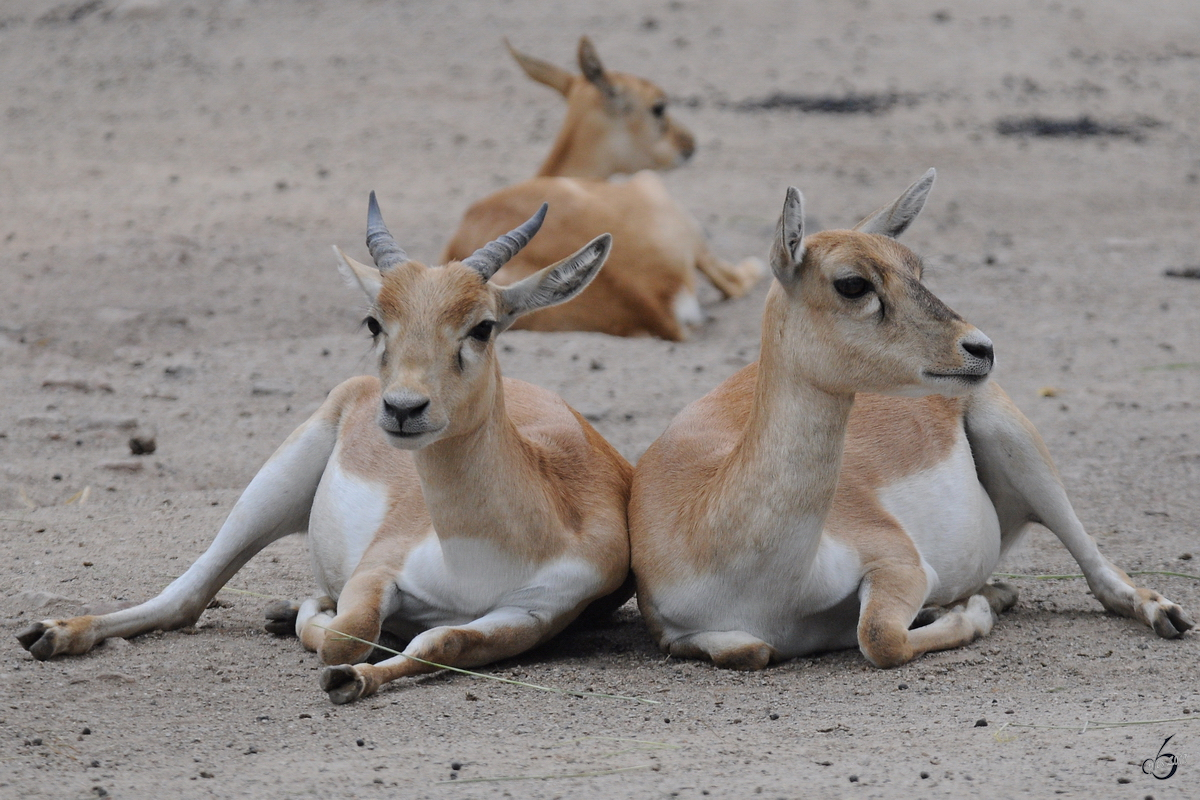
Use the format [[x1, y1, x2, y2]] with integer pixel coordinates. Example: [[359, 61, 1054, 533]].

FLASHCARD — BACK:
[[577, 36, 617, 100], [769, 187, 806, 287], [853, 168, 936, 239], [505, 38, 573, 96], [333, 245, 382, 303], [497, 234, 612, 330]]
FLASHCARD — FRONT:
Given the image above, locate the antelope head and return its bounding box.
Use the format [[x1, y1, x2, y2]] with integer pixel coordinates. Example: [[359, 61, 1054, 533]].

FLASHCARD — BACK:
[[509, 36, 696, 177], [335, 193, 612, 448], [764, 169, 995, 398]]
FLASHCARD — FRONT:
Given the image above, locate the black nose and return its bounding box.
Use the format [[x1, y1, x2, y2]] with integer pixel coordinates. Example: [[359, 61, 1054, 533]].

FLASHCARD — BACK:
[[962, 340, 994, 365], [382, 396, 429, 429]]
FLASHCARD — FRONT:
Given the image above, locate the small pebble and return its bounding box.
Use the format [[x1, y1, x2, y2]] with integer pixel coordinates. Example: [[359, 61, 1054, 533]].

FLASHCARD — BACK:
[[898, 683, 908, 690], [356, 739, 365, 747], [128, 434, 156, 455], [1117, 777, 1131, 784], [974, 718, 988, 727], [848, 775, 859, 783], [81, 727, 91, 735], [451, 761, 462, 771], [769, 713, 779, 720], [920, 771, 930, 779]]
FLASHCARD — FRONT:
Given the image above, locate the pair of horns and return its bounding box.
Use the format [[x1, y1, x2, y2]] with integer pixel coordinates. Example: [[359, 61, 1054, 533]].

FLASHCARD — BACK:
[[365, 191, 547, 280]]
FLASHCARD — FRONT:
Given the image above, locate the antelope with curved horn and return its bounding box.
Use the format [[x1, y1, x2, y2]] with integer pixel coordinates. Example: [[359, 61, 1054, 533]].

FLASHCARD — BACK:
[[442, 37, 763, 340], [629, 171, 1193, 671], [17, 195, 633, 705]]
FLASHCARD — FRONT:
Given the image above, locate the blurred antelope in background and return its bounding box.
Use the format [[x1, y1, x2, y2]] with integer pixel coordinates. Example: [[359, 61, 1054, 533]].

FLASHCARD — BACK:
[[443, 37, 763, 340], [19, 195, 633, 705], [630, 171, 1193, 671]]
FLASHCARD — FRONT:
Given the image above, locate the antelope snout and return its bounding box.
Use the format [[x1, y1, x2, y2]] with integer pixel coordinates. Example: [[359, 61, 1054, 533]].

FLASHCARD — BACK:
[[675, 127, 696, 164], [959, 330, 995, 375], [377, 390, 440, 443]]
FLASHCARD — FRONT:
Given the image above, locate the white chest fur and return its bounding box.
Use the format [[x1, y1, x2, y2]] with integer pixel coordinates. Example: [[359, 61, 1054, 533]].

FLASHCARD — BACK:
[[876, 428, 1002, 604]]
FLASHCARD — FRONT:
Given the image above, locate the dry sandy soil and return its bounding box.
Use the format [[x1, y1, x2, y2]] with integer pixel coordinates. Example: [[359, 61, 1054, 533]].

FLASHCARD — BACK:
[[2, 1, 1199, 798]]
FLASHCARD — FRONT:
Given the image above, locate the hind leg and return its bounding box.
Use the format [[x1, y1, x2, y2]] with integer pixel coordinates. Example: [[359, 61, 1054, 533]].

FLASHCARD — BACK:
[[967, 385, 1193, 638], [16, 417, 337, 660]]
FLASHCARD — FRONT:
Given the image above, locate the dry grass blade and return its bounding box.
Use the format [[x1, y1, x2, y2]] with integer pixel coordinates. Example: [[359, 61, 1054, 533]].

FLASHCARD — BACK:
[[64, 486, 91, 505], [997, 716, 1200, 734], [216, 586, 291, 601], [555, 735, 682, 759], [994, 571, 1200, 582], [313, 624, 660, 705], [441, 763, 654, 784]]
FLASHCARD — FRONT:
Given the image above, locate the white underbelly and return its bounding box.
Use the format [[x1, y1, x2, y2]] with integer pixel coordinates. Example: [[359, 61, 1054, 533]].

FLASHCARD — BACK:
[[877, 431, 1001, 604], [308, 457, 390, 597]]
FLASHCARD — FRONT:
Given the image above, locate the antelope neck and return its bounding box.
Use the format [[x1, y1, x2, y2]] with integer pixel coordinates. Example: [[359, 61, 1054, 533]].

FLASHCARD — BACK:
[[719, 309, 856, 548], [410, 373, 551, 549]]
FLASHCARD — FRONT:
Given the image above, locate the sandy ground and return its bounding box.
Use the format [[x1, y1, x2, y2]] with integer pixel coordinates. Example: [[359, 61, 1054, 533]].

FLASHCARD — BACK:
[[2, 0, 1199, 797]]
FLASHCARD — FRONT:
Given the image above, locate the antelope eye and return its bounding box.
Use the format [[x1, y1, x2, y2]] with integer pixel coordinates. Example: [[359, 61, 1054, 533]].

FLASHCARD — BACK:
[[364, 316, 383, 337], [650, 100, 666, 118], [833, 276, 872, 299], [468, 320, 495, 342]]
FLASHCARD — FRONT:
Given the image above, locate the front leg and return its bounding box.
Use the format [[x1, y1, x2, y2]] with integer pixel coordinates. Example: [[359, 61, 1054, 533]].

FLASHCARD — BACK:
[[965, 384, 1193, 638], [318, 606, 562, 704], [16, 416, 337, 660]]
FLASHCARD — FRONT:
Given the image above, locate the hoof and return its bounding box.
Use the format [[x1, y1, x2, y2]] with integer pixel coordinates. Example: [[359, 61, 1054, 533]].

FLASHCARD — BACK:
[[264, 601, 300, 636], [1147, 599, 1194, 639], [984, 581, 1019, 614], [16, 621, 67, 661], [320, 665, 369, 705]]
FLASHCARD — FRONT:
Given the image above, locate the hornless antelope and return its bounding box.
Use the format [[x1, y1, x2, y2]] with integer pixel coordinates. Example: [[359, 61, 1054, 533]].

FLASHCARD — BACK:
[[629, 171, 1193, 671], [441, 37, 763, 340], [17, 195, 633, 705]]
